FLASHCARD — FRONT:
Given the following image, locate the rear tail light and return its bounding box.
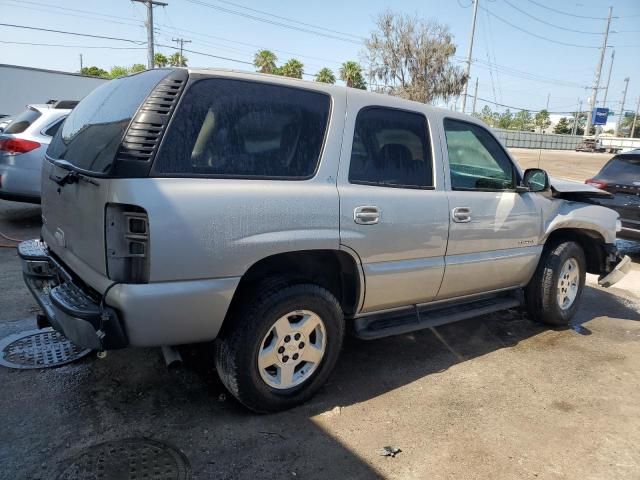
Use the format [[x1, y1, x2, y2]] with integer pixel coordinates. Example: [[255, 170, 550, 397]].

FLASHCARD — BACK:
[[586, 178, 608, 190], [0, 138, 41, 154], [105, 204, 149, 283]]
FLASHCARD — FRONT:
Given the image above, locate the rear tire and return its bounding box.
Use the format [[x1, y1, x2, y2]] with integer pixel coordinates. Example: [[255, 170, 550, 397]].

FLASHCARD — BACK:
[[525, 241, 586, 326], [215, 282, 344, 413]]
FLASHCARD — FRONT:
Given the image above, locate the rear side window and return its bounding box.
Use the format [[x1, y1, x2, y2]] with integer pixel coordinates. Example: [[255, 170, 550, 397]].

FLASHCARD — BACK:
[[43, 118, 65, 137], [348, 107, 433, 189], [600, 155, 640, 179], [154, 78, 331, 178], [47, 69, 170, 173], [4, 108, 41, 134]]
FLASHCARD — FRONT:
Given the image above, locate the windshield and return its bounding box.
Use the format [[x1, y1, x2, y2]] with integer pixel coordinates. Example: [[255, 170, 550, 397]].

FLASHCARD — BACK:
[[47, 69, 170, 174]]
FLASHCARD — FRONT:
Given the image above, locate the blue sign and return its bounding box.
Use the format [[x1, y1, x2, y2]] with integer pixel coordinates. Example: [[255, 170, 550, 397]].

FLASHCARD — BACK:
[[593, 108, 609, 125]]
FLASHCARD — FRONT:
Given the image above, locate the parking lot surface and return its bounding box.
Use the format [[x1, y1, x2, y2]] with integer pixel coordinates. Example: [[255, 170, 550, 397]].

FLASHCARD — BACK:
[[0, 149, 638, 479]]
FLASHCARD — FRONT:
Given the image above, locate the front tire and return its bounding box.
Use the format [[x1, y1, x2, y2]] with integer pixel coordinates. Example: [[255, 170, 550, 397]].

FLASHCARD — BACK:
[[525, 241, 586, 326], [215, 283, 344, 413]]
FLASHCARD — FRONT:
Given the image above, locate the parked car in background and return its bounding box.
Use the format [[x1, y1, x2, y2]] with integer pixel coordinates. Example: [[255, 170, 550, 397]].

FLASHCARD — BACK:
[[18, 69, 630, 412], [587, 149, 640, 240], [0, 101, 76, 203]]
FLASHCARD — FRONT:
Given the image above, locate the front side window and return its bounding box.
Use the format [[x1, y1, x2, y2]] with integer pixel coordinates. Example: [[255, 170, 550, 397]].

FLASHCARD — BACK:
[[154, 78, 331, 178], [348, 107, 433, 189], [444, 118, 516, 191]]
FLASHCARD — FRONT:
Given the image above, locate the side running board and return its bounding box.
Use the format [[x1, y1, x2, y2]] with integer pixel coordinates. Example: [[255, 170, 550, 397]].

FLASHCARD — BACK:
[[353, 292, 522, 340]]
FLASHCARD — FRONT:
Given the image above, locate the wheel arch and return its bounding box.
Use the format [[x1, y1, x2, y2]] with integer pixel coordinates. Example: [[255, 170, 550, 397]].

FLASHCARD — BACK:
[[542, 227, 608, 275], [223, 248, 364, 329]]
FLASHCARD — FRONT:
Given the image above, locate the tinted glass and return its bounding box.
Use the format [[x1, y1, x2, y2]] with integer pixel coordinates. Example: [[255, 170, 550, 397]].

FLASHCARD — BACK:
[[444, 119, 515, 190], [348, 107, 433, 188], [4, 108, 41, 134], [44, 117, 65, 137], [154, 78, 331, 178], [600, 155, 640, 180], [47, 69, 169, 173]]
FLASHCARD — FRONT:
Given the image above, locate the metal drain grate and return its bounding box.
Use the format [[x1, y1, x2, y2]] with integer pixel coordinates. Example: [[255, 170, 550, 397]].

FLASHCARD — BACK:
[[0, 328, 91, 369], [58, 438, 191, 480]]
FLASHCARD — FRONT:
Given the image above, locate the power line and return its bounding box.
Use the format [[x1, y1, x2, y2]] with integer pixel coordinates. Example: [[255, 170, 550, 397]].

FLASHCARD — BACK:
[[0, 40, 146, 50], [503, 0, 602, 35], [480, 6, 601, 48], [0, 23, 146, 44], [205, 0, 362, 41], [155, 43, 254, 65], [523, 0, 607, 20], [184, 0, 360, 44], [1, 0, 145, 26]]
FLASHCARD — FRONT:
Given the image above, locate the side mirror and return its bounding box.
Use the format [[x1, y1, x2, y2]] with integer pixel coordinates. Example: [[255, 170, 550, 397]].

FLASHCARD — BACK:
[[520, 168, 550, 193]]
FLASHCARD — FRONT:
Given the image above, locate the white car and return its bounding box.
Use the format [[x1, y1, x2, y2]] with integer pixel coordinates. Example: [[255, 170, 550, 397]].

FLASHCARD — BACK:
[[0, 102, 76, 203]]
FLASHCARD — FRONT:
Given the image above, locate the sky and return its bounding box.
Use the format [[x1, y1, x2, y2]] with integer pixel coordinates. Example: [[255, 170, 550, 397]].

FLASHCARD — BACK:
[[1, 0, 639, 122]]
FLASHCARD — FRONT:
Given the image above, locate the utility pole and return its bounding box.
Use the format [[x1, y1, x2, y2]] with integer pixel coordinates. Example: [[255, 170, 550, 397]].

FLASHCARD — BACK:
[[79, 53, 83, 72], [546, 93, 550, 110], [602, 49, 615, 107], [572, 98, 582, 136], [172, 38, 191, 66], [615, 77, 630, 137], [631, 97, 640, 139], [472, 77, 478, 114], [132, 0, 168, 70], [585, 6, 613, 137], [460, 0, 479, 113]]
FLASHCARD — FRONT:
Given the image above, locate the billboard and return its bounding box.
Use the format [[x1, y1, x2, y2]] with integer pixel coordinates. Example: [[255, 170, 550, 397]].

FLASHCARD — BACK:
[[593, 107, 609, 125]]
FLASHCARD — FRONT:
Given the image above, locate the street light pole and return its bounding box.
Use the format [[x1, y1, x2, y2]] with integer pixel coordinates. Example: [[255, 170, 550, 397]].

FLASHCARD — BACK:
[[472, 77, 478, 114], [585, 6, 612, 137], [602, 49, 615, 108], [616, 77, 630, 137], [631, 97, 640, 139], [132, 0, 168, 70], [460, 0, 479, 114]]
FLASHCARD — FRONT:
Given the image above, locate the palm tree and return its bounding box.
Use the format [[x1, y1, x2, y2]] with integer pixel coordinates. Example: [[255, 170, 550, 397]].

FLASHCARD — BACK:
[[339, 61, 366, 90], [279, 59, 304, 79], [154, 53, 168, 68], [169, 52, 187, 67], [315, 68, 336, 84], [253, 50, 277, 74]]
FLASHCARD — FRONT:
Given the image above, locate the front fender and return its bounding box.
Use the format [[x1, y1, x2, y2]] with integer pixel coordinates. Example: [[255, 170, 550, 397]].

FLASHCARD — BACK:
[[542, 201, 619, 244]]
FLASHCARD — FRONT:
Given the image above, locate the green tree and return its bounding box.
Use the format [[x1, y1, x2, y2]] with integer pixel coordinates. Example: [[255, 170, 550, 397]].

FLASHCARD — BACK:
[[279, 59, 304, 79], [109, 66, 130, 79], [534, 109, 551, 132], [478, 105, 495, 127], [498, 109, 513, 129], [554, 117, 571, 135], [154, 53, 168, 68], [364, 10, 466, 103], [620, 112, 640, 138], [339, 61, 366, 89], [169, 52, 188, 67], [80, 66, 109, 78], [512, 110, 533, 131], [315, 67, 336, 84], [253, 50, 278, 74], [130, 63, 146, 74]]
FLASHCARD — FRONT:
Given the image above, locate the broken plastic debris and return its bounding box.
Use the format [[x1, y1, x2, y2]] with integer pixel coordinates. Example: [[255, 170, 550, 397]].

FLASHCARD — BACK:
[[378, 446, 402, 458]]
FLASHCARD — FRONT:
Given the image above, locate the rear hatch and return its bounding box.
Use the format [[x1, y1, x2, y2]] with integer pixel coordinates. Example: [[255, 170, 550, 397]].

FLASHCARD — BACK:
[[588, 154, 640, 225], [42, 69, 185, 280]]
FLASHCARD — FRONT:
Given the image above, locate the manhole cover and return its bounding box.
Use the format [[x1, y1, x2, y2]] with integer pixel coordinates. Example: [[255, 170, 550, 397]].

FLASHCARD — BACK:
[[0, 328, 91, 369], [58, 438, 191, 480]]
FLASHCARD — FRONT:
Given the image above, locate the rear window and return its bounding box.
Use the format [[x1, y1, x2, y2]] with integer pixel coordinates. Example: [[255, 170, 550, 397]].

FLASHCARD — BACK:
[[153, 78, 331, 178], [4, 108, 41, 134], [47, 69, 170, 173], [600, 155, 640, 179]]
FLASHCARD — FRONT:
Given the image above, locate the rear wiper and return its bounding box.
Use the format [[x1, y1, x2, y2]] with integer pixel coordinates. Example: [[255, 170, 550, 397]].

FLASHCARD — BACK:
[[49, 161, 99, 187]]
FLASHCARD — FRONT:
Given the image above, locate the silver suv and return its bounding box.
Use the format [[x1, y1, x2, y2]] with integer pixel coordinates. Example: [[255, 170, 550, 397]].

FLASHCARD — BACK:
[[19, 69, 630, 412]]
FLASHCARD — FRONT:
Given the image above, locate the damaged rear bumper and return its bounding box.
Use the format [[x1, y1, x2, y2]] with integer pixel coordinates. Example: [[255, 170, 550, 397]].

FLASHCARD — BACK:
[[18, 239, 128, 351]]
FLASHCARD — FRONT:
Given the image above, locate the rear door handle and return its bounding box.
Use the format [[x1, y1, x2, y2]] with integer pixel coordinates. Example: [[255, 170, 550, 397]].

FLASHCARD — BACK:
[[452, 207, 472, 223], [354, 206, 380, 225]]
